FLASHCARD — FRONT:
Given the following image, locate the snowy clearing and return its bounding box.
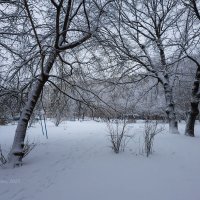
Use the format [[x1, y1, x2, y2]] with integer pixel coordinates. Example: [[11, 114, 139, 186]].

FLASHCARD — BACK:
[[0, 120, 200, 200]]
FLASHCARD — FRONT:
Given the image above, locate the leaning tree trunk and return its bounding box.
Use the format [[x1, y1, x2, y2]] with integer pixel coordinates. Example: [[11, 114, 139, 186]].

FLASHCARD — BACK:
[[8, 50, 58, 166], [163, 80, 179, 134], [185, 66, 200, 137]]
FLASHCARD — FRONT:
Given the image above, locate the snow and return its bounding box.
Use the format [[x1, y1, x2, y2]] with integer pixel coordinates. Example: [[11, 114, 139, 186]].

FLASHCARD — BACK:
[[0, 120, 200, 200]]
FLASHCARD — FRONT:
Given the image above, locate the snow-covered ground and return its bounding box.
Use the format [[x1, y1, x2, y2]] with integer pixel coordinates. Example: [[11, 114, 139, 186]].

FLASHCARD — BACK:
[[0, 120, 200, 200]]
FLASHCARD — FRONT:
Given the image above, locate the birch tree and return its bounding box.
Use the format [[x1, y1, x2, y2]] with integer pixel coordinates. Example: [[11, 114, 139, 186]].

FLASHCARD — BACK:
[[1, 0, 112, 166], [99, 0, 185, 133]]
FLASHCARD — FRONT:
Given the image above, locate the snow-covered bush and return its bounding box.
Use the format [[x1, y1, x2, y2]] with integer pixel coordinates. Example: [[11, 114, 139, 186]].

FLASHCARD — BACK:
[[22, 139, 37, 159], [0, 145, 7, 166], [143, 120, 164, 157], [107, 119, 133, 153], [0, 139, 36, 167]]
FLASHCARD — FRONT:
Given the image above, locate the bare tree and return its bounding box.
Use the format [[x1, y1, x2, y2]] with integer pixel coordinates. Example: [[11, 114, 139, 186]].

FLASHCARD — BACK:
[[1, 0, 112, 166], [0, 1, 29, 122], [185, 59, 200, 137], [98, 0, 186, 134], [181, 0, 200, 136]]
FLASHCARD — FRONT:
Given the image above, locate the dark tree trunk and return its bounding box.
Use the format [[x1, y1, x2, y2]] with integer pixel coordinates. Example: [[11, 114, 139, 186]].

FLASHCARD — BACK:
[[185, 66, 200, 137]]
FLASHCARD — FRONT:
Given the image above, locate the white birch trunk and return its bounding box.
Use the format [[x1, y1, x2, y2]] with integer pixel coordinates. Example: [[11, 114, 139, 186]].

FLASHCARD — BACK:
[[163, 80, 179, 134], [156, 38, 179, 134], [8, 50, 58, 166]]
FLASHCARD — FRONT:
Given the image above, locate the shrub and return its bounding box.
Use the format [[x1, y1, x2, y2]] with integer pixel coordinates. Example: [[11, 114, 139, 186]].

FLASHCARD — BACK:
[[143, 120, 164, 157], [107, 119, 133, 153]]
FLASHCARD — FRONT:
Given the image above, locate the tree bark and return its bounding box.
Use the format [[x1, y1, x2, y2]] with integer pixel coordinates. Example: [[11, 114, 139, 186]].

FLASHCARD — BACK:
[[185, 66, 200, 137], [163, 80, 179, 134], [156, 37, 179, 134], [8, 50, 58, 166]]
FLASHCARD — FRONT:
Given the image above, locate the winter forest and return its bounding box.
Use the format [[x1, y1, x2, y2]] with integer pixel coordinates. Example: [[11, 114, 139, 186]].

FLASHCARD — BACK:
[[0, 0, 200, 200]]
